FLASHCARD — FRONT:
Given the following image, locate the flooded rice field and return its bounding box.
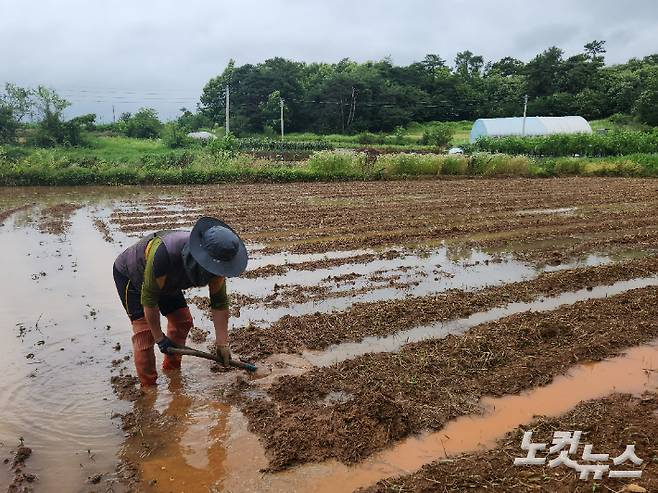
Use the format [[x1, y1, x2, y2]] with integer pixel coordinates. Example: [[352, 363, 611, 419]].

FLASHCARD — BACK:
[[1, 178, 658, 492]]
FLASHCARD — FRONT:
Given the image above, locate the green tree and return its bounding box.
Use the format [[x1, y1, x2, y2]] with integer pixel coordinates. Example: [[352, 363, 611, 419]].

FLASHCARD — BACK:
[[525, 47, 564, 97], [454, 51, 484, 79], [488, 57, 525, 77], [195, 43, 658, 134], [32, 85, 70, 119], [161, 122, 193, 148], [584, 40, 606, 62], [31, 86, 88, 146], [635, 69, 658, 125], [1, 83, 34, 123], [420, 123, 454, 147], [0, 107, 18, 144], [176, 107, 212, 132], [118, 108, 162, 138]]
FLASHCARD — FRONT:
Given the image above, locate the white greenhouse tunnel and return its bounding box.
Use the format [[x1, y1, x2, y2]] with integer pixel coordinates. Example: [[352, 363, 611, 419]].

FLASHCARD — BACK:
[[469, 116, 593, 143]]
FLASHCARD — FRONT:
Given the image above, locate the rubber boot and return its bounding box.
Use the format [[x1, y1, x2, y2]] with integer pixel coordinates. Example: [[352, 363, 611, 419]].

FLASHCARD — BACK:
[[131, 318, 157, 386], [162, 307, 193, 371]]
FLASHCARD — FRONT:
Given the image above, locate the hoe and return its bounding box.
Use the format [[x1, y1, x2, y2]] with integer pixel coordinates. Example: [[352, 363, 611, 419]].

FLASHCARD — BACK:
[[167, 346, 258, 372]]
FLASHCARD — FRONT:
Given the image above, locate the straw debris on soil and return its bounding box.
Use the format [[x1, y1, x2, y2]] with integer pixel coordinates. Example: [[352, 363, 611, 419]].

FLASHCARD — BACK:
[[230, 256, 658, 359], [109, 179, 658, 262], [236, 286, 658, 471], [92, 217, 113, 242], [37, 203, 81, 235], [360, 392, 658, 493]]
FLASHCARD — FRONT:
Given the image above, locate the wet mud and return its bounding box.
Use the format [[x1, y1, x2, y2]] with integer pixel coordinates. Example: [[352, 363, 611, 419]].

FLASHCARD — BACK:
[[5, 442, 35, 493], [111, 374, 143, 402], [3, 181, 658, 492], [236, 286, 658, 470], [108, 179, 658, 264], [0, 204, 34, 225], [361, 392, 658, 493], [230, 256, 658, 360], [36, 203, 81, 235]]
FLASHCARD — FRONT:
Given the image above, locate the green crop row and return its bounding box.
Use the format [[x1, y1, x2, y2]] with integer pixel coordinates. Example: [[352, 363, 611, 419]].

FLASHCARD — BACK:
[[237, 137, 334, 152], [469, 130, 658, 157]]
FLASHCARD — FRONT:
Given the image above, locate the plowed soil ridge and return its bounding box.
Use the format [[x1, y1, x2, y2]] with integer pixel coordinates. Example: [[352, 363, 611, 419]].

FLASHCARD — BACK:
[[360, 393, 658, 493], [230, 256, 658, 359], [238, 286, 658, 471], [109, 179, 658, 262]]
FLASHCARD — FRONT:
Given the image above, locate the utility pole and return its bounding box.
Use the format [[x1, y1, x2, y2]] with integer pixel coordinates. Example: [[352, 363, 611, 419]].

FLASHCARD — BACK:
[[225, 85, 230, 134], [522, 94, 528, 137], [347, 87, 356, 129], [280, 98, 285, 139]]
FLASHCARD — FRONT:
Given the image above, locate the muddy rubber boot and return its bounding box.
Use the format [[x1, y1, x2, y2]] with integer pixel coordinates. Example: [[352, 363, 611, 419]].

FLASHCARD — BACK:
[[131, 318, 157, 386], [162, 307, 193, 371]]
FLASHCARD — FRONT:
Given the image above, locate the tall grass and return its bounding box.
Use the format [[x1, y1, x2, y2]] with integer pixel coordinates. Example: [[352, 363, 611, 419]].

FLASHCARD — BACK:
[[238, 137, 333, 152], [440, 155, 469, 175], [53, 135, 175, 163], [2, 146, 657, 186], [546, 157, 648, 177], [306, 150, 367, 176], [379, 153, 445, 176]]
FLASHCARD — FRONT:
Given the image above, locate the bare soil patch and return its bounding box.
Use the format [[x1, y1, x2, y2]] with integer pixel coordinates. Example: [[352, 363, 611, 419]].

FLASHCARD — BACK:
[[111, 374, 143, 402], [109, 179, 658, 263]]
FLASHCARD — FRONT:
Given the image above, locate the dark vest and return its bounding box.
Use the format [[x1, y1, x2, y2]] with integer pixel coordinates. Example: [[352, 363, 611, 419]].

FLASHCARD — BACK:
[[114, 230, 194, 294]]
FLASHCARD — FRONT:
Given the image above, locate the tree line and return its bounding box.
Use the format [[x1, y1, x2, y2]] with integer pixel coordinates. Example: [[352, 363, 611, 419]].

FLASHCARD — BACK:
[[199, 40, 658, 134], [2, 40, 658, 146]]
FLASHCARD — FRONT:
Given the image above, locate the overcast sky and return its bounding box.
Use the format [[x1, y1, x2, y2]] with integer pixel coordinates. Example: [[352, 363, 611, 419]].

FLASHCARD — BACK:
[[1, 0, 657, 121]]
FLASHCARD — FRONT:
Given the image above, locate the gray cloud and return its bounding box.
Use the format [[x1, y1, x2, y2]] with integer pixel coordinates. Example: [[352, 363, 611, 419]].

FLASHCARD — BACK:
[[1, 0, 656, 120]]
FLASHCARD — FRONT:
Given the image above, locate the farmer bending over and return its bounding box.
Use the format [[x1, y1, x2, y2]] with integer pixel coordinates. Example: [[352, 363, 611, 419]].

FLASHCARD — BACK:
[[113, 217, 248, 386]]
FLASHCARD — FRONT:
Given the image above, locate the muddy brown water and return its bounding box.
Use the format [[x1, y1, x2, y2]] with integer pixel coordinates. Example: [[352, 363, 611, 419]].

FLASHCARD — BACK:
[[0, 186, 656, 492]]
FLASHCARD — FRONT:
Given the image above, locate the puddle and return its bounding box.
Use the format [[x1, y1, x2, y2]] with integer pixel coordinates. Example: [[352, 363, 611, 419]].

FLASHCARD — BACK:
[[305, 275, 658, 366], [227, 252, 617, 327], [39, 334, 652, 493], [132, 341, 658, 493], [0, 207, 134, 490], [268, 341, 658, 493], [118, 372, 234, 492], [249, 249, 525, 292], [517, 206, 578, 216]]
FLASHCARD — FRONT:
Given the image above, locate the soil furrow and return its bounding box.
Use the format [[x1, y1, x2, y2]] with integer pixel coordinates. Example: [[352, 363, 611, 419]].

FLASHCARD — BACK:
[[360, 392, 658, 493], [235, 285, 658, 471], [230, 256, 658, 359]]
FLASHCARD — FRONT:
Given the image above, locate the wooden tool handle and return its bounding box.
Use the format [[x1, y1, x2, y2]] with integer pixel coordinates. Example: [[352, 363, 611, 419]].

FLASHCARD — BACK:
[[167, 346, 258, 372]]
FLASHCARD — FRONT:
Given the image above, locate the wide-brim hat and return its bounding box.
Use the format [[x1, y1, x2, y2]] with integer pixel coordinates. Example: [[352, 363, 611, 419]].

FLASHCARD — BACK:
[[189, 217, 248, 278]]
